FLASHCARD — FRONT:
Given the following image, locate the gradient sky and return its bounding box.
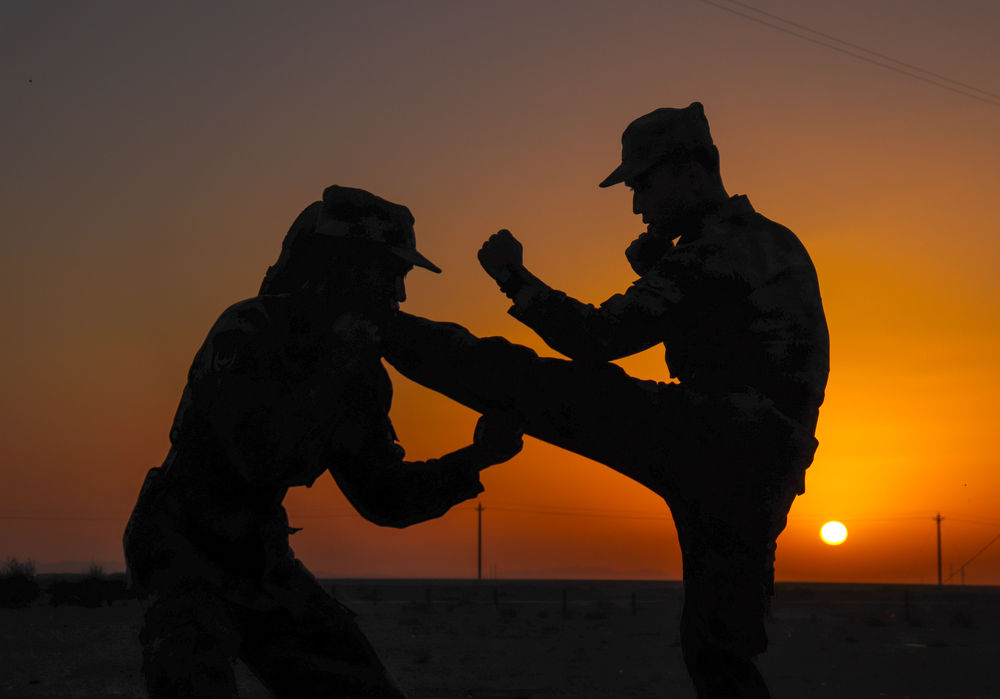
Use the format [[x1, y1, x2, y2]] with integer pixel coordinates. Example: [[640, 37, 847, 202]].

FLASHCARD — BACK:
[[2, 0, 999, 583]]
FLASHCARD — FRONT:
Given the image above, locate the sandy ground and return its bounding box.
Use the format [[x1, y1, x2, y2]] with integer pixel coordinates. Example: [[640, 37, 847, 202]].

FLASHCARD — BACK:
[[1, 580, 998, 698]]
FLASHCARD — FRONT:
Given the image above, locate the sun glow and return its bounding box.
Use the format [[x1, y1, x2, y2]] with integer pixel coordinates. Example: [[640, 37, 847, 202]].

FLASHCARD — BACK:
[[821, 521, 848, 545]]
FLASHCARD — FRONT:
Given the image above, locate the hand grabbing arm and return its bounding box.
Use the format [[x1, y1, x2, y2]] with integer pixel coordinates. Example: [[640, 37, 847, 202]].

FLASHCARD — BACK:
[[471, 411, 524, 468]]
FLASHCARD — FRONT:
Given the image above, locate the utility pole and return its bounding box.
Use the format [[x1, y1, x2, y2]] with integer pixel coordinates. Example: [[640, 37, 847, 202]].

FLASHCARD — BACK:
[[935, 513, 944, 586], [476, 502, 484, 581]]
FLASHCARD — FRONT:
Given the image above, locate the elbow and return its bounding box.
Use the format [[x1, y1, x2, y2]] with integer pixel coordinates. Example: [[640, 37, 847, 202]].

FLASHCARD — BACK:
[[366, 513, 414, 529], [365, 508, 436, 529], [351, 488, 442, 529], [351, 501, 412, 528]]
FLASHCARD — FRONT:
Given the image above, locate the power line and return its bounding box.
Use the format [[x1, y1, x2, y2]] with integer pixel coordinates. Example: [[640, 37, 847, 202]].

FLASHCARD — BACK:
[[489, 506, 670, 522], [476, 501, 484, 581], [719, 0, 1000, 101], [698, 0, 1000, 108], [787, 515, 931, 523], [945, 531, 1000, 583], [936, 512, 944, 586], [484, 502, 671, 520], [0, 509, 968, 524], [948, 517, 1000, 528], [494, 502, 659, 515]]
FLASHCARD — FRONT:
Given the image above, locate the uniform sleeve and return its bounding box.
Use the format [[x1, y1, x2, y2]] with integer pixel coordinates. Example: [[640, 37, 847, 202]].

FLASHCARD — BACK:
[[506, 251, 703, 362], [326, 369, 484, 528], [503, 274, 662, 361], [507, 234, 759, 364]]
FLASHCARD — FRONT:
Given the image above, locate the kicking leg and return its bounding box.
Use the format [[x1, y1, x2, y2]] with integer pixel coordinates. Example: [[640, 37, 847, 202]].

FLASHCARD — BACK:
[[383, 312, 689, 492]]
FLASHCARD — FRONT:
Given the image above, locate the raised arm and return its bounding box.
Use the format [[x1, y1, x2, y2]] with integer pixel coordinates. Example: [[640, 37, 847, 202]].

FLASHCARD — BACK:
[[477, 229, 666, 362]]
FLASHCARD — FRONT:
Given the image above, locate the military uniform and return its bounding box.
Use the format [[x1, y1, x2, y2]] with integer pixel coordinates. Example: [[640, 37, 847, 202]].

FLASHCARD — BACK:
[[383, 194, 829, 698], [125, 289, 484, 698]]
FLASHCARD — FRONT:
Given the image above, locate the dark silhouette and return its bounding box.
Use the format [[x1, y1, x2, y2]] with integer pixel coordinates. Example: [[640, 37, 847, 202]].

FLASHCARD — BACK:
[[382, 103, 830, 698], [123, 186, 523, 698]]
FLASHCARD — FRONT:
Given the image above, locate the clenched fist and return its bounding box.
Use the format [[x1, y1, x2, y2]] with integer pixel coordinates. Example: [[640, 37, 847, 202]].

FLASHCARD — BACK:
[[472, 411, 524, 465], [478, 229, 524, 284]]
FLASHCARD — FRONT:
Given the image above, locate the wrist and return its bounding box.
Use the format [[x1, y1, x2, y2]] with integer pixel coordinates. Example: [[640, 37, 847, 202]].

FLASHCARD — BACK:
[[497, 265, 527, 297]]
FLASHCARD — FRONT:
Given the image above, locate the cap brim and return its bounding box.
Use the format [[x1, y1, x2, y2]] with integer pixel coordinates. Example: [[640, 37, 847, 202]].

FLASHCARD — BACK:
[[598, 159, 651, 188], [599, 153, 664, 188], [599, 163, 628, 188], [391, 246, 442, 274]]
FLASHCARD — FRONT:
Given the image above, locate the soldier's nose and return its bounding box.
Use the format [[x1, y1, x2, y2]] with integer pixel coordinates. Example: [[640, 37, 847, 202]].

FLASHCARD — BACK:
[[395, 278, 406, 303], [632, 190, 642, 216]]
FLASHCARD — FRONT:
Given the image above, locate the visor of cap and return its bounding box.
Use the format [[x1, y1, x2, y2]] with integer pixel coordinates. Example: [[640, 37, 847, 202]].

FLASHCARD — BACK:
[[391, 246, 442, 274], [598, 151, 661, 188]]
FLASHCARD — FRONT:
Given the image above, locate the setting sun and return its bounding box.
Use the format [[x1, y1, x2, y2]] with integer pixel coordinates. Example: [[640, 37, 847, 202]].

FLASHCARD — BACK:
[[820, 521, 848, 546]]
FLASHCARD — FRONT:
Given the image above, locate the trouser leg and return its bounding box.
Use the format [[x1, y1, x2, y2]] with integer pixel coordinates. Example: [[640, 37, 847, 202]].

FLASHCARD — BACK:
[[139, 583, 242, 699], [674, 477, 800, 699], [240, 559, 407, 699], [679, 551, 772, 699], [384, 313, 685, 492], [387, 312, 803, 697]]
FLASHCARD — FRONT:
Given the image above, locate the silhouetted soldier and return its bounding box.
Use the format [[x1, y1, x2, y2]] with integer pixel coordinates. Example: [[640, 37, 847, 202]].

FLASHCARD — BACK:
[[123, 186, 522, 698], [382, 103, 829, 698]]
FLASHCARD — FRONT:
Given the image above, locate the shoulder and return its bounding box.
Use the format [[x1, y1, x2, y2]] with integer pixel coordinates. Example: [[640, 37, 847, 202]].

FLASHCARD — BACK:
[[721, 198, 811, 259], [206, 294, 311, 349], [190, 295, 297, 380], [707, 200, 818, 274], [210, 295, 291, 335]]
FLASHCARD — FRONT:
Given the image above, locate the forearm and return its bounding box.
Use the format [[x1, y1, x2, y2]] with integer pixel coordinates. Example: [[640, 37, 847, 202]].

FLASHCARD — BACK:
[[339, 446, 487, 528], [478, 229, 658, 361], [499, 266, 658, 362]]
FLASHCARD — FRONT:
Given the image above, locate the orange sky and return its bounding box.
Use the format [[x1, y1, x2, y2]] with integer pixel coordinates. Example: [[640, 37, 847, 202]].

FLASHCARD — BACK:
[[2, 1, 999, 583]]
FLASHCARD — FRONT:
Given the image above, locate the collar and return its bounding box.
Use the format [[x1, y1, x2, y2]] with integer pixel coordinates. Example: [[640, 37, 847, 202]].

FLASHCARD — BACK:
[[677, 195, 754, 245], [704, 195, 754, 225]]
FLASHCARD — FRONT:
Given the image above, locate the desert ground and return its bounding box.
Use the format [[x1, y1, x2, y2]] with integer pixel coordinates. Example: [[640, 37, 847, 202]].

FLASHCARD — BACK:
[[1, 580, 998, 698]]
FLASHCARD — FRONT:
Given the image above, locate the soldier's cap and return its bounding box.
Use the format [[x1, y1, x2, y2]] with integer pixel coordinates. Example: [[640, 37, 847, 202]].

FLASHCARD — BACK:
[[599, 102, 714, 188], [316, 185, 441, 273]]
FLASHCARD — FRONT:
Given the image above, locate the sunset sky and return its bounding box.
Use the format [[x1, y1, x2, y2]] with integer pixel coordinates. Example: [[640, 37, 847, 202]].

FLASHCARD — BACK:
[[2, 0, 999, 584]]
